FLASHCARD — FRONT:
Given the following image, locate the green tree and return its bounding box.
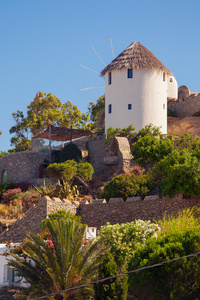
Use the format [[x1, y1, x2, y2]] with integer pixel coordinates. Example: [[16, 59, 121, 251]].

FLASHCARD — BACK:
[[62, 100, 90, 130], [27, 92, 63, 133], [6, 215, 108, 299], [88, 95, 105, 129]]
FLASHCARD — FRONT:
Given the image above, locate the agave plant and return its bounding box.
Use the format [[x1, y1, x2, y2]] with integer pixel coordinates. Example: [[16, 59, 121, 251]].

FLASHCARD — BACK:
[[34, 180, 80, 200]]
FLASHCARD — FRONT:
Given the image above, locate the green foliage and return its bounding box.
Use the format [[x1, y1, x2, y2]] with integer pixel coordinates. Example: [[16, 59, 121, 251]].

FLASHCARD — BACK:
[[105, 125, 136, 145], [153, 148, 200, 197], [100, 174, 153, 201], [34, 180, 80, 200], [41, 209, 81, 227], [128, 212, 200, 300], [94, 252, 128, 300], [10, 92, 91, 150], [88, 95, 105, 129], [134, 123, 162, 139], [99, 221, 160, 265], [132, 125, 174, 166], [0, 150, 7, 158], [47, 160, 94, 183], [158, 207, 200, 235], [77, 161, 94, 182], [47, 160, 78, 181], [5, 217, 108, 299]]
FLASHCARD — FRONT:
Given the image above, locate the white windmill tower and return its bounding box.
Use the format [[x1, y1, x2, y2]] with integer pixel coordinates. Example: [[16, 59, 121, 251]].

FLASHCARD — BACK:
[[101, 42, 178, 134]]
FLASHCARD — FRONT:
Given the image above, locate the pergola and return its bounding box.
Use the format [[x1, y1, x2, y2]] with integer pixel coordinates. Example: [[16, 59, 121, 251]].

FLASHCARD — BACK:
[[33, 125, 92, 162]]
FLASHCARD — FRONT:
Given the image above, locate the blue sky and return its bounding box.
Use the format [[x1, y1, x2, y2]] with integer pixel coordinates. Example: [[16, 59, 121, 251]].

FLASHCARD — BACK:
[[0, 0, 200, 151]]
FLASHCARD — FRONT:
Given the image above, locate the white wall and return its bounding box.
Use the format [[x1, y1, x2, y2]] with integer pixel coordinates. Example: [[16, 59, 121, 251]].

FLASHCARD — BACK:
[[105, 68, 169, 134], [0, 244, 7, 285], [167, 75, 178, 100]]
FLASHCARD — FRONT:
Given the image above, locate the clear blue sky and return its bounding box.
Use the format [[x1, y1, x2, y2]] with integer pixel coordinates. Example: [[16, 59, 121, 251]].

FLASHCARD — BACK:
[[0, 0, 200, 151]]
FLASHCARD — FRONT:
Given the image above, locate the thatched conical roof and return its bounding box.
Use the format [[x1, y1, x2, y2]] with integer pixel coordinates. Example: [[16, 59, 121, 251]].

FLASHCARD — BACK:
[[101, 42, 172, 76]]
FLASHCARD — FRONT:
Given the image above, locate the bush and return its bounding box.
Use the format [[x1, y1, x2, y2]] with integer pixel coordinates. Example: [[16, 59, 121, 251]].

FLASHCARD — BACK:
[[100, 174, 153, 201], [153, 148, 200, 197], [0, 182, 32, 201], [99, 221, 160, 265], [46, 160, 78, 181], [47, 160, 94, 183], [94, 252, 128, 300], [1, 188, 23, 205], [128, 227, 200, 299], [77, 161, 94, 181]]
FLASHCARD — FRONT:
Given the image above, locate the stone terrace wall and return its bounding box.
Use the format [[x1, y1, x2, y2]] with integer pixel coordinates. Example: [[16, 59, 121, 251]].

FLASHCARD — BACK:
[[78, 194, 200, 229], [168, 93, 200, 118], [0, 151, 46, 183], [0, 196, 77, 243]]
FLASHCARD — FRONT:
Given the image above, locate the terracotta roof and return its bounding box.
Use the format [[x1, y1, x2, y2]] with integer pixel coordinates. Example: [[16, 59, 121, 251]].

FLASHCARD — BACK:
[[101, 42, 172, 76], [33, 125, 92, 142]]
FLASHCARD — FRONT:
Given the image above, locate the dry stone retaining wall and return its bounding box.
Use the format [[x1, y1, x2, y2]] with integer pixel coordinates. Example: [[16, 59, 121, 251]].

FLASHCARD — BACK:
[[78, 194, 200, 229], [0, 196, 77, 243], [1, 193, 200, 243], [168, 93, 200, 117]]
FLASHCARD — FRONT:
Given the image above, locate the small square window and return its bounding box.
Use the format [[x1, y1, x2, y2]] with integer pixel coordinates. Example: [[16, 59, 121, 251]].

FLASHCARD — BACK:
[[128, 104, 132, 110], [163, 104, 165, 109], [127, 69, 133, 78], [108, 104, 112, 114], [170, 78, 173, 82], [108, 72, 111, 85]]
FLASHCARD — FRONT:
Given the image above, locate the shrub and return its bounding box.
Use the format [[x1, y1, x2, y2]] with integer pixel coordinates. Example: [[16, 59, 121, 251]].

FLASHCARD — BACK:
[[100, 174, 153, 201], [99, 221, 160, 265], [153, 148, 200, 197], [77, 161, 94, 181], [94, 252, 128, 300], [128, 227, 200, 300], [47, 160, 78, 181], [1, 188, 23, 205]]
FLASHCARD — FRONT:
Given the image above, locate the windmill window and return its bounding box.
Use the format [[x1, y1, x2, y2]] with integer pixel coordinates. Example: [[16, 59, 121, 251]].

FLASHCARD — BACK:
[[163, 104, 165, 109], [163, 72, 166, 82], [108, 104, 112, 114], [128, 104, 132, 110], [127, 69, 133, 78], [108, 72, 112, 85], [170, 78, 173, 82]]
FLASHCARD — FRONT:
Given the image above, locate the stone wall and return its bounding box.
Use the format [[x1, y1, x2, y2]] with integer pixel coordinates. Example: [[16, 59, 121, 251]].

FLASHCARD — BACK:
[[88, 135, 108, 174], [0, 152, 46, 183], [78, 194, 200, 229], [168, 85, 200, 118], [1, 193, 200, 243], [0, 196, 77, 243]]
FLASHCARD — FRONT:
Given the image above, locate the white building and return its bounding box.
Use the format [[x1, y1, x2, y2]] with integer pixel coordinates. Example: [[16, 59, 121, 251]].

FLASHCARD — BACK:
[[101, 42, 178, 134], [0, 244, 26, 286]]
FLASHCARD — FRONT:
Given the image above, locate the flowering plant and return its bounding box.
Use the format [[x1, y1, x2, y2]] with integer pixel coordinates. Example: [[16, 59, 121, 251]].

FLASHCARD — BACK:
[[1, 188, 23, 205], [99, 220, 160, 264]]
